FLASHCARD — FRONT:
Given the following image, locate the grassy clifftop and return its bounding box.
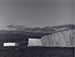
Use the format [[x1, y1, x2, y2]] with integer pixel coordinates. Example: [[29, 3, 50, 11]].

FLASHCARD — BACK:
[[0, 24, 74, 33]]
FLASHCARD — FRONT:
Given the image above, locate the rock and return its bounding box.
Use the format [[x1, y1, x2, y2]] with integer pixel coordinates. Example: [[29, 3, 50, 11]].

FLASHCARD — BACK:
[[41, 30, 75, 47]]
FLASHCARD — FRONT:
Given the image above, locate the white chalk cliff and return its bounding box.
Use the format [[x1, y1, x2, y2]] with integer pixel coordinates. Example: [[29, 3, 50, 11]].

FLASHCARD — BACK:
[[41, 24, 75, 47]]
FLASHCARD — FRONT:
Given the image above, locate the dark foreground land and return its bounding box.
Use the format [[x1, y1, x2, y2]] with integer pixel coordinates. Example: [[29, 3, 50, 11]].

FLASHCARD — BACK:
[[0, 47, 74, 57]]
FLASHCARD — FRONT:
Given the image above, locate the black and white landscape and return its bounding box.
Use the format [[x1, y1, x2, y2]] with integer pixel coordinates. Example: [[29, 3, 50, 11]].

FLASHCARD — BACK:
[[0, 0, 74, 57]]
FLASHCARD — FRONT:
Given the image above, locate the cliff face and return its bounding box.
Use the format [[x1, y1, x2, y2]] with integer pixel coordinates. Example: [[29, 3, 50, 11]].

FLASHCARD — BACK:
[[41, 30, 75, 47]]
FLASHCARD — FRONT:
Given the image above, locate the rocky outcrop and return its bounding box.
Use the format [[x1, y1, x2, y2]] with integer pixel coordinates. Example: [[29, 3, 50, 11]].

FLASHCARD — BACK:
[[41, 25, 75, 47]]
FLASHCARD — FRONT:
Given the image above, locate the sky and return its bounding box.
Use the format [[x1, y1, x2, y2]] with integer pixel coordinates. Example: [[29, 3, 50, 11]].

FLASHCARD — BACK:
[[0, 0, 74, 27], [74, 0, 75, 24]]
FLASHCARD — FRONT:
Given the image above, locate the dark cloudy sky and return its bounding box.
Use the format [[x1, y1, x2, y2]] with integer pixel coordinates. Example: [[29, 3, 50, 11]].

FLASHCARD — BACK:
[[0, 0, 74, 27]]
